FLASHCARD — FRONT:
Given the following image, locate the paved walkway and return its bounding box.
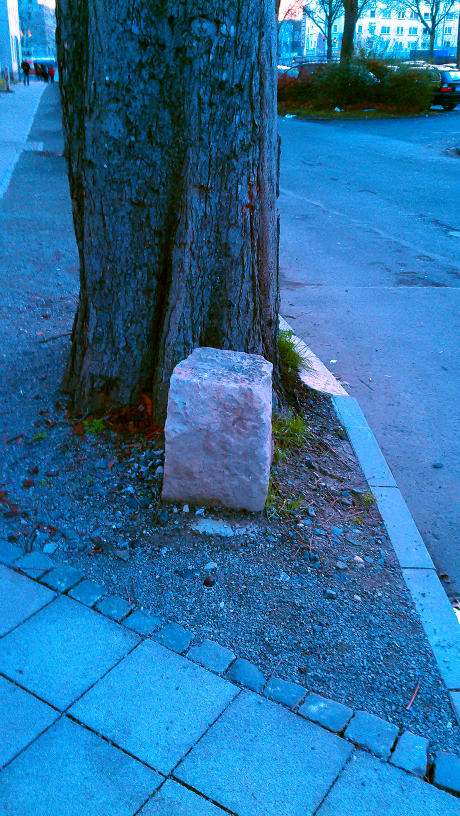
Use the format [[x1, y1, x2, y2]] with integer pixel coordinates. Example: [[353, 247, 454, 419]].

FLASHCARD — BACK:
[[1, 559, 458, 815], [0, 82, 46, 198]]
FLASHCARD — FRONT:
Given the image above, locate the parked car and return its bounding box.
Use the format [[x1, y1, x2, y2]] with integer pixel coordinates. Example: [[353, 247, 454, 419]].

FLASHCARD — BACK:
[[432, 66, 460, 110]]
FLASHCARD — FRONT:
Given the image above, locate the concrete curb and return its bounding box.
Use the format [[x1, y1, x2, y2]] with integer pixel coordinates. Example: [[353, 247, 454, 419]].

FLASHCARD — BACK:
[[280, 317, 460, 726]]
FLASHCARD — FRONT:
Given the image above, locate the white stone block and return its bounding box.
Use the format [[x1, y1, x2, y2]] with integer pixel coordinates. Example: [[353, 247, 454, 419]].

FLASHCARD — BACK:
[[162, 348, 272, 512]]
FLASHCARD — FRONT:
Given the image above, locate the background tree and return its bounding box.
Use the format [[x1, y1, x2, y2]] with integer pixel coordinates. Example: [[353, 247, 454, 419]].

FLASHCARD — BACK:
[[341, 0, 373, 60], [393, 0, 456, 58], [303, 0, 344, 59], [56, 1, 279, 422]]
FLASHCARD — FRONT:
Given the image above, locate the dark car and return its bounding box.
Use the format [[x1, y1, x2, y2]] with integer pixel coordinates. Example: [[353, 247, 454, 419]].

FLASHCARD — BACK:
[[432, 66, 460, 110]]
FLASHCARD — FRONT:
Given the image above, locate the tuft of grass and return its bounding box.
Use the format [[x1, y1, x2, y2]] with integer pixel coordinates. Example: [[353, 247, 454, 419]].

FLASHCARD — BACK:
[[358, 490, 376, 507], [272, 411, 311, 461], [278, 330, 305, 375], [266, 479, 303, 519], [83, 417, 105, 435], [33, 431, 48, 442]]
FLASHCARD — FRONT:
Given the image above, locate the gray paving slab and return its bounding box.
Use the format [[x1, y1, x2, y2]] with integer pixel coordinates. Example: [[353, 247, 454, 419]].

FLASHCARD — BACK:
[[0, 675, 58, 767], [40, 565, 84, 592], [70, 639, 238, 774], [187, 638, 235, 674], [140, 779, 224, 815], [124, 609, 162, 636], [332, 396, 397, 487], [0, 540, 22, 565], [68, 578, 105, 607], [390, 730, 428, 778], [175, 691, 352, 816], [299, 692, 353, 733], [0, 716, 161, 816], [264, 676, 307, 708], [345, 710, 398, 760], [371, 486, 435, 569], [403, 568, 460, 690], [0, 564, 55, 636], [95, 594, 133, 621], [317, 751, 459, 816], [14, 551, 54, 578], [0, 594, 139, 709]]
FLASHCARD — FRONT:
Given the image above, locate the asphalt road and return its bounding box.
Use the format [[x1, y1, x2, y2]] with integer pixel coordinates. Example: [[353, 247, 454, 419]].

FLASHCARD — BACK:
[[279, 110, 460, 596]]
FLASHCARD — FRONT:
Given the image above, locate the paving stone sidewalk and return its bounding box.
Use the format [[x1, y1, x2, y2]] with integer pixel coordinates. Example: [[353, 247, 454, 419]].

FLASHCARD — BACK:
[[1, 561, 459, 816], [0, 81, 45, 198]]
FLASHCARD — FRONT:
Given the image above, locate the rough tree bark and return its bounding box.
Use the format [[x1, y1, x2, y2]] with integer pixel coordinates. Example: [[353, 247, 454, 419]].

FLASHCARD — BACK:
[[56, 1, 279, 421], [341, 0, 358, 62]]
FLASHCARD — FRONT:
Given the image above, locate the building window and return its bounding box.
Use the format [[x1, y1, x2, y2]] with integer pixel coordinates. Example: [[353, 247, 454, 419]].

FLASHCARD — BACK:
[[397, 25, 404, 34], [398, 11, 406, 18], [381, 25, 390, 33], [369, 8, 376, 17], [369, 23, 376, 34], [443, 40, 451, 47], [410, 11, 417, 19], [408, 26, 418, 35], [333, 24, 338, 32], [445, 26, 452, 34], [357, 24, 363, 33], [423, 12, 430, 18]]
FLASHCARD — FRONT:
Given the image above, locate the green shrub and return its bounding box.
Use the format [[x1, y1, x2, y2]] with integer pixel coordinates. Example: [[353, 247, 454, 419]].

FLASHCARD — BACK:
[[313, 60, 379, 108], [379, 64, 433, 112]]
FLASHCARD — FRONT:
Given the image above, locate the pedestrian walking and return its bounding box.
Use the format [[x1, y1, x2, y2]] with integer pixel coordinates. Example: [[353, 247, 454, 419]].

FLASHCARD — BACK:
[[21, 60, 30, 86], [48, 65, 56, 84], [41, 65, 49, 83], [34, 63, 41, 81]]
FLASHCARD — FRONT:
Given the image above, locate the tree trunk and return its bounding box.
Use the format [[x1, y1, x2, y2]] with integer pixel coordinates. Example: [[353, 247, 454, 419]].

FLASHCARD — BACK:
[[327, 28, 333, 60], [429, 26, 436, 60], [341, 1, 358, 62], [56, 1, 279, 422]]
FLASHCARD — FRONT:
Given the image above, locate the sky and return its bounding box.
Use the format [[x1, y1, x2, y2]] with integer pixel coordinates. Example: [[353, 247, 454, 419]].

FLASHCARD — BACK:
[[38, 0, 55, 8], [278, 0, 304, 21]]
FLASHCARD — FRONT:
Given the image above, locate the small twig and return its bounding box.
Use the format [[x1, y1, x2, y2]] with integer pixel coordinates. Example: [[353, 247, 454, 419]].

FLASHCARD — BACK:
[[40, 332, 71, 344], [266, 658, 283, 683], [406, 679, 420, 710], [358, 376, 374, 391], [126, 585, 132, 605], [319, 439, 352, 468]]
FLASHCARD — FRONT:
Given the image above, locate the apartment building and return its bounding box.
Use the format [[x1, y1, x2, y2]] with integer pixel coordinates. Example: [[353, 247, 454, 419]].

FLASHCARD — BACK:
[[0, 0, 21, 79], [18, 0, 56, 60], [281, 2, 459, 60]]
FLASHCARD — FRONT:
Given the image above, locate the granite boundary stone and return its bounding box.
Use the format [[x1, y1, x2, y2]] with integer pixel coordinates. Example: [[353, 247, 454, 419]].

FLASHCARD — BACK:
[[162, 347, 273, 512], [264, 676, 307, 708], [390, 730, 429, 778], [95, 595, 133, 622], [187, 639, 235, 674], [154, 622, 193, 653], [226, 658, 265, 692], [433, 751, 460, 796], [68, 578, 105, 607], [124, 609, 162, 636], [345, 710, 399, 759], [300, 692, 353, 733], [40, 565, 84, 593]]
